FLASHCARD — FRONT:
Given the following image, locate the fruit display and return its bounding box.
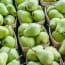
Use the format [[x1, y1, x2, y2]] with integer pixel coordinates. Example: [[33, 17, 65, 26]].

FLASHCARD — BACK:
[[0, 25, 20, 65], [16, 0, 45, 24], [18, 23, 49, 51], [27, 45, 61, 65], [0, 0, 16, 26]]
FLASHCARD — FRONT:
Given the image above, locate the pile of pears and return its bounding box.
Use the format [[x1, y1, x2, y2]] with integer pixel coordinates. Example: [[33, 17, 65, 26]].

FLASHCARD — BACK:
[[16, 0, 45, 23], [47, 0, 65, 45], [18, 23, 49, 48], [0, 0, 16, 26], [0, 25, 20, 65], [27, 45, 61, 65]]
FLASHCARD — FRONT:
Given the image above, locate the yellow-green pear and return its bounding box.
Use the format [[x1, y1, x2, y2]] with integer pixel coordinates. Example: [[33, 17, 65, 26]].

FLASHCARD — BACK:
[[7, 4, 16, 16], [0, 3, 9, 16], [0, 52, 8, 65], [1, 0, 13, 5], [4, 15, 15, 25], [48, 9, 64, 19], [17, 10, 32, 23], [2, 36, 16, 48], [7, 59, 20, 65], [18, 23, 29, 36], [19, 36, 35, 48], [36, 32, 49, 45], [23, 23, 40, 37], [32, 10, 45, 22]]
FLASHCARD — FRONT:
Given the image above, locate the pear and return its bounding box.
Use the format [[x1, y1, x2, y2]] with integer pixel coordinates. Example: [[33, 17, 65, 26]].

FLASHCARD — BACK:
[[52, 31, 65, 42], [19, 36, 35, 48], [50, 18, 60, 30], [26, 0, 38, 11], [0, 14, 3, 25], [2, 36, 16, 48], [59, 40, 65, 55], [56, 18, 65, 33], [0, 52, 8, 65], [43, 0, 56, 2], [23, 23, 40, 37], [6, 25, 14, 36], [55, 0, 65, 14], [0, 3, 9, 16], [0, 26, 9, 39], [18, 23, 29, 36], [32, 10, 45, 22], [15, 0, 26, 6], [4, 15, 15, 25], [45, 46, 61, 61], [17, 10, 32, 23], [7, 59, 20, 65], [18, 2, 27, 10], [7, 4, 16, 16], [27, 49, 38, 61], [48, 9, 64, 19], [47, 5, 55, 13], [1, 0, 13, 5], [27, 61, 41, 65], [50, 61, 59, 65], [36, 32, 49, 45], [27, 45, 43, 61], [35, 49, 54, 65], [0, 47, 10, 53], [8, 48, 19, 62]]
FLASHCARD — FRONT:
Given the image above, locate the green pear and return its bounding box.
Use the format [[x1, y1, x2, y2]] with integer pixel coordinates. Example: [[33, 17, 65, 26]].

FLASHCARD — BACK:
[[50, 61, 59, 65], [48, 9, 64, 19], [0, 26, 9, 39], [27, 45, 43, 61], [32, 10, 45, 22], [26, 0, 38, 11], [7, 59, 20, 65], [55, 0, 65, 14], [47, 5, 55, 13], [7, 4, 16, 16], [43, 0, 56, 2], [1, 0, 13, 5], [15, 0, 26, 6], [36, 32, 49, 45], [8, 48, 19, 62], [17, 10, 32, 23], [18, 2, 27, 10], [52, 31, 65, 42], [27, 61, 41, 65], [45, 46, 61, 61], [56, 18, 65, 33], [23, 23, 40, 37], [2, 36, 16, 48], [50, 18, 60, 30], [18, 23, 29, 36], [6, 25, 14, 36], [0, 52, 8, 65], [59, 40, 65, 55], [27, 49, 38, 61], [35, 49, 54, 65], [0, 47, 10, 53], [4, 15, 15, 25], [0, 14, 3, 25], [20, 36, 35, 48], [0, 3, 9, 16]]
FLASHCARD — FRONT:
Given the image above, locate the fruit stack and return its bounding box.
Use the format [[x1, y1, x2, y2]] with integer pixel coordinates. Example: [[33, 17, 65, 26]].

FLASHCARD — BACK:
[[0, 0, 16, 27], [16, 0, 45, 24], [47, 0, 65, 48]]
